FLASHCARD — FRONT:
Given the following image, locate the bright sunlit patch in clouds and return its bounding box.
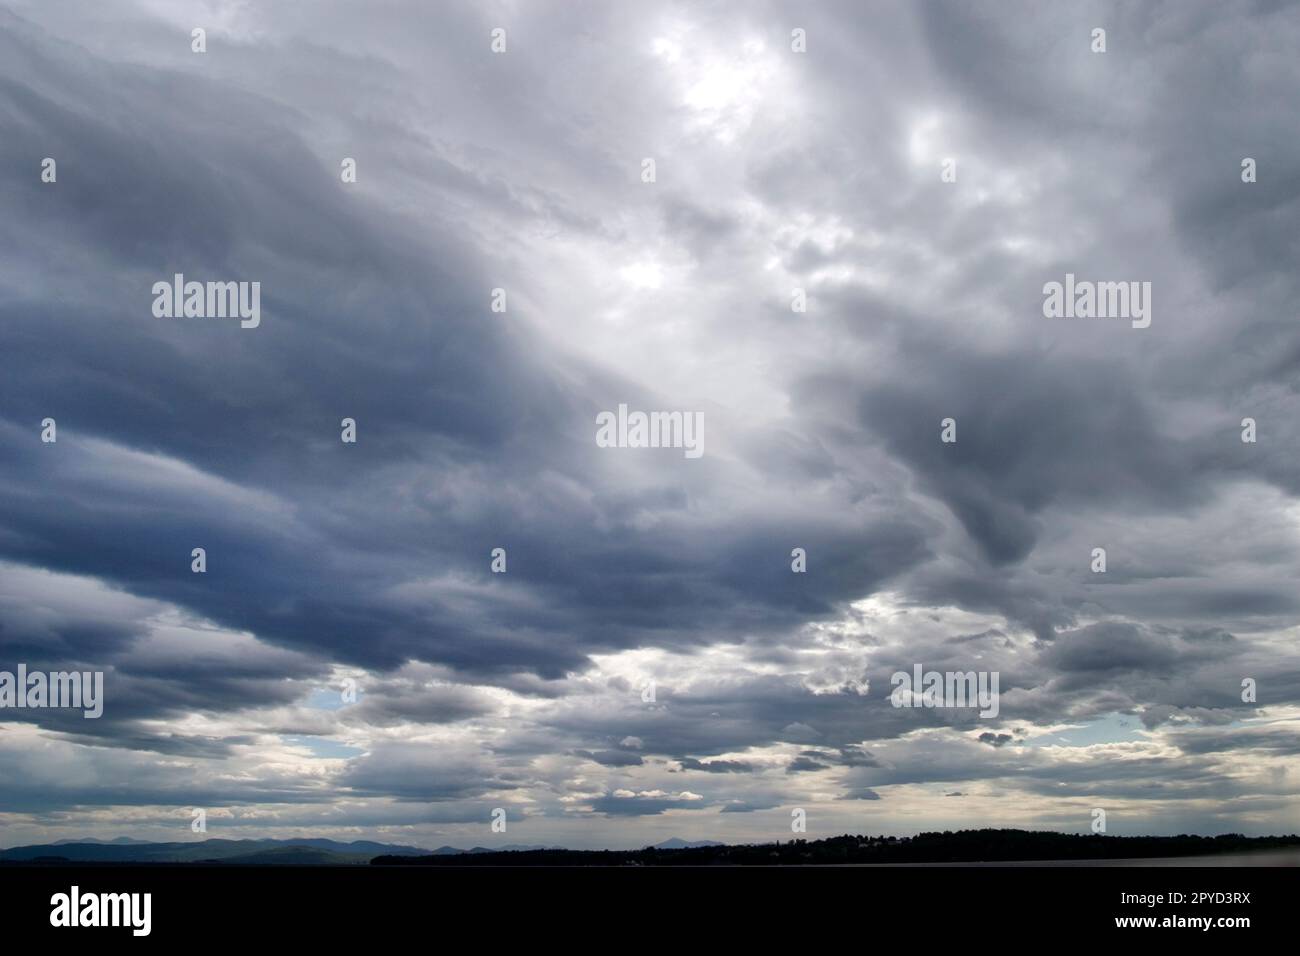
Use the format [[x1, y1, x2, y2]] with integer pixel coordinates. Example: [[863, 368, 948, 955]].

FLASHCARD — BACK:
[[907, 111, 947, 165], [652, 26, 784, 143], [283, 736, 365, 759], [651, 36, 682, 63], [683, 40, 766, 112], [618, 260, 665, 290]]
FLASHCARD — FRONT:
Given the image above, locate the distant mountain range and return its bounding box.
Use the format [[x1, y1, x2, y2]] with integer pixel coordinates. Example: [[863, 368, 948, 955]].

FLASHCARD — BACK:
[[649, 838, 724, 850], [0, 837, 432, 865], [0, 837, 572, 865], [1, 836, 699, 864]]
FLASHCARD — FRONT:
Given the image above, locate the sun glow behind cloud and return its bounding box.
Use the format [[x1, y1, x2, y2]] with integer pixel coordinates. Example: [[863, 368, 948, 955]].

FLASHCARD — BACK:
[[653, 27, 783, 143]]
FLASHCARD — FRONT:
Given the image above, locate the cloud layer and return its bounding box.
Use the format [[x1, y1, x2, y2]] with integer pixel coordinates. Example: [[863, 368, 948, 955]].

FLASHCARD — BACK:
[[1, 0, 1298, 849]]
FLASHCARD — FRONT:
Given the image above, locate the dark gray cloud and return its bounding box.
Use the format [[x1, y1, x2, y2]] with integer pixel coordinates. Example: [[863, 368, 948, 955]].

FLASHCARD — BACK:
[[674, 758, 755, 773], [575, 750, 645, 768]]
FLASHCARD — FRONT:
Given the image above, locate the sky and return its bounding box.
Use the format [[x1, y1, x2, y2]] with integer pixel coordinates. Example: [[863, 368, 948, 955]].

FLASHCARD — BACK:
[[1, 0, 1298, 851]]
